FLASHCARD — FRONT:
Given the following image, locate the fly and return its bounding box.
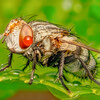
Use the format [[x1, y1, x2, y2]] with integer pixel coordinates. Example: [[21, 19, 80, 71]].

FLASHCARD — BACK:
[[0, 18, 100, 93]]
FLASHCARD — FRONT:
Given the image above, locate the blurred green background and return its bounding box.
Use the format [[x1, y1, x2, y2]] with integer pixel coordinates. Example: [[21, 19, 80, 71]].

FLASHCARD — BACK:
[[0, 0, 100, 100]]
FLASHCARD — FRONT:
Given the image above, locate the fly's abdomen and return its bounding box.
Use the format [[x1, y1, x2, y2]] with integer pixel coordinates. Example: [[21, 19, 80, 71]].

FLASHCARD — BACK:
[[64, 48, 96, 77]]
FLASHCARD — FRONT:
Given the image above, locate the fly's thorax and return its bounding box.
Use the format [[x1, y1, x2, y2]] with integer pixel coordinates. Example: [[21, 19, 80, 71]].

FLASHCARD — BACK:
[[29, 21, 77, 53], [27, 21, 78, 63], [4, 19, 34, 53], [28, 21, 62, 43]]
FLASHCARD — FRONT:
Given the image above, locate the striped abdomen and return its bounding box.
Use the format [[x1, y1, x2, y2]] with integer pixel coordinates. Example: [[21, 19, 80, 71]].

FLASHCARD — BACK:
[[47, 47, 96, 77]]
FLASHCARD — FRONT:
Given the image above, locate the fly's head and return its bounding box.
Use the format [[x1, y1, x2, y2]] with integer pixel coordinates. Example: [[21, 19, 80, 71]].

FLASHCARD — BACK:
[[1, 18, 34, 53]]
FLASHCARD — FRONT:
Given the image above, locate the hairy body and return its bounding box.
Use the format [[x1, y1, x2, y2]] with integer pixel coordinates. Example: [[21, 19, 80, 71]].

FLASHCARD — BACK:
[[0, 18, 99, 93]]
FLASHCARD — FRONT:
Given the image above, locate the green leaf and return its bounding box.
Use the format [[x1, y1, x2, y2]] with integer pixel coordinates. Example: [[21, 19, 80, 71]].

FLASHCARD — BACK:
[[0, 61, 100, 100]]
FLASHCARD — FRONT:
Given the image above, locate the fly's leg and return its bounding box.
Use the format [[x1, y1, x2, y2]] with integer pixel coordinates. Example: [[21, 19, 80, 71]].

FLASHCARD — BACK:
[[63, 75, 69, 82], [29, 61, 36, 85], [76, 56, 100, 86], [29, 53, 36, 85], [0, 53, 13, 72], [23, 59, 30, 71], [59, 52, 71, 93]]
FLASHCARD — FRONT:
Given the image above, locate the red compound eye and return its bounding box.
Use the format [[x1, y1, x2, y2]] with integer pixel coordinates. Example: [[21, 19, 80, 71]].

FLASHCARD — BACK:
[[23, 36, 33, 47], [19, 24, 33, 49]]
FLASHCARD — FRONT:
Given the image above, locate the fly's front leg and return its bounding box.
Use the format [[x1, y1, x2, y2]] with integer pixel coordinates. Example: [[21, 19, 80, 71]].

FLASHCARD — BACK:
[[23, 59, 30, 71], [0, 53, 13, 72], [29, 53, 36, 85], [59, 52, 71, 93], [76, 55, 100, 86]]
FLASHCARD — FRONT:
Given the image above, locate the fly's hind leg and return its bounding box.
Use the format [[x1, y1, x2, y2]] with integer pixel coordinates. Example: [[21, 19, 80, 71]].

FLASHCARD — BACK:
[[76, 55, 100, 86], [0, 53, 13, 72], [59, 52, 71, 93]]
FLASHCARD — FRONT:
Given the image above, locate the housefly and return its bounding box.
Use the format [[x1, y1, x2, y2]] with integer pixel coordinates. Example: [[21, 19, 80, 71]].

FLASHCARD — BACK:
[[0, 18, 100, 93]]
